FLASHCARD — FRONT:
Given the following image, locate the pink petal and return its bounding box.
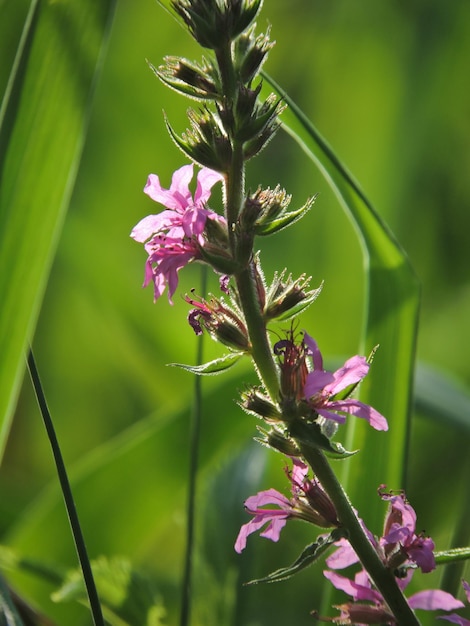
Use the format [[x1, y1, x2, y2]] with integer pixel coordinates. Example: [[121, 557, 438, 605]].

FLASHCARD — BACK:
[[316, 407, 347, 424], [328, 399, 389, 431], [194, 167, 224, 205], [438, 616, 470, 625], [408, 590, 465, 611], [303, 333, 323, 370], [463, 581, 470, 603], [169, 163, 194, 200], [304, 370, 336, 397], [245, 488, 291, 512], [259, 516, 289, 542], [144, 165, 194, 211], [326, 538, 359, 569], [291, 458, 309, 486], [130, 211, 180, 242], [407, 537, 436, 573], [323, 570, 382, 604], [324, 355, 369, 395]]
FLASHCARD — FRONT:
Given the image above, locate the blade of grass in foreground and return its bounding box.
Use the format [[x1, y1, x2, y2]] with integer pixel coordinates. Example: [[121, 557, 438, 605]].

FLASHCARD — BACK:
[[262, 73, 420, 528], [0, 0, 117, 462]]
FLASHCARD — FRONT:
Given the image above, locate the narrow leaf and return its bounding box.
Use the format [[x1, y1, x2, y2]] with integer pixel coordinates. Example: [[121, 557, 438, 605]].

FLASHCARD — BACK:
[[246, 529, 345, 585], [0, 0, 117, 461], [168, 351, 244, 375]]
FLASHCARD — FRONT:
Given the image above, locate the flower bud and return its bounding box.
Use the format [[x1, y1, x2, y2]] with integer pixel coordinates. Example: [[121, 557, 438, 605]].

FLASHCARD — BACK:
[[240, 387, 281, 421], [172, 0, 263, 50], [264, 270, 322, 322], [234, 26, 274, 84], [154, 56, 219, 100], [255, 426, 301, 457]]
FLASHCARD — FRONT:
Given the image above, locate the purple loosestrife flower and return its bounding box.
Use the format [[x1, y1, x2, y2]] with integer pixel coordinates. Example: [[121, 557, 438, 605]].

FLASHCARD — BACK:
[[379, 487, 435, 573], [326, 487, 436, 575], [131, 164, 225, 303], [303, 334, 388, 431], [235, 459, 338, 553], [320, 568, 464, 625]]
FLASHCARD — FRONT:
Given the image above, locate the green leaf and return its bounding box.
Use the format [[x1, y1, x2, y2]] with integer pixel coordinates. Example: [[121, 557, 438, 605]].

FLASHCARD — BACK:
[[168, 351, 244, 375], [246, 529, 345, 585], [0, 0, 117, 461], [262, 72, 420, 528]]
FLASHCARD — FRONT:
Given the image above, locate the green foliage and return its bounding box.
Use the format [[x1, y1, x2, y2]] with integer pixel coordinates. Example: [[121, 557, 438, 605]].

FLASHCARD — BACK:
[[0, 0, 117, 459]]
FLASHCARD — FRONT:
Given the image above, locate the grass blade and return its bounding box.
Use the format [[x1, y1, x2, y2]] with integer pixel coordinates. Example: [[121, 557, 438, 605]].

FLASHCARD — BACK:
[[262, 73, 420, 526], [0, 0, 117, 461]]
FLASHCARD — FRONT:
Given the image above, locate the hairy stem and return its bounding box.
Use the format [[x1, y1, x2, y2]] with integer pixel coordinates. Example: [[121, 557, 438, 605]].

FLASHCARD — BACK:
[[297, 445, 420, 625]]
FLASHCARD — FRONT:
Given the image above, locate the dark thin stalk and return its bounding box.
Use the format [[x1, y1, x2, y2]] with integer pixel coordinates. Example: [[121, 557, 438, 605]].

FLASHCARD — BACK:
[[27, 350, 104, 626], [179, 266, 207, 626]]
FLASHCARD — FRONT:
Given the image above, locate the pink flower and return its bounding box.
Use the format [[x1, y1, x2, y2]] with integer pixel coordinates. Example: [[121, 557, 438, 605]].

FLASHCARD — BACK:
[[326, 487, 436, 575], [235, 459, 338, 553], [131, 164, 224, 303], [303, 334, 388, 431], [380, 489, 435, 573], [234, 488, 292, 554], [322, 569, 464, 624]]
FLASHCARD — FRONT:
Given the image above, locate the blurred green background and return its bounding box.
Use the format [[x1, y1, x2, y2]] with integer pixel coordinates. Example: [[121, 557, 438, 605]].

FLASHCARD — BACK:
[[1, 1, 470, 624]]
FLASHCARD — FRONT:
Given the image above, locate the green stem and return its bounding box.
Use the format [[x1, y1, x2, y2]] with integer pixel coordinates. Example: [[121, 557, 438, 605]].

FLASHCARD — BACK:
[[211, 22, 418, 626], [298, 444, 421, 626], [27, 350, 104, 626], [235, 266, 279, 399]]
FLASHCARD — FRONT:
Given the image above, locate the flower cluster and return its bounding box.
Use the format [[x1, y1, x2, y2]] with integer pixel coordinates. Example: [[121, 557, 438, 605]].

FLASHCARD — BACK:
[[131, 164, 225, 303], [235, 458, 338, 553], [320, 488, 465, 624]]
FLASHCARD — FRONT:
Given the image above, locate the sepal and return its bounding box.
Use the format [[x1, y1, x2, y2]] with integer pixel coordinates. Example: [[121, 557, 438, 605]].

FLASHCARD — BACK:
[[240, 387, 282, 421], [165, 110, 232, 172], [256, 194, 317, 236], [233, 25, 274, 84], [172, 0, 263, 49], [264, 271, 322, 322], [255, 425, 300, 457], [152, 57, 220, 100]]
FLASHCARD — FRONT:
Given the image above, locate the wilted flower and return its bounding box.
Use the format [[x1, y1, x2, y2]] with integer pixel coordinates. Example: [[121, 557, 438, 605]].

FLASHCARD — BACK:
[[185, 291, 250, 351], [131, 164, 224, 303]]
